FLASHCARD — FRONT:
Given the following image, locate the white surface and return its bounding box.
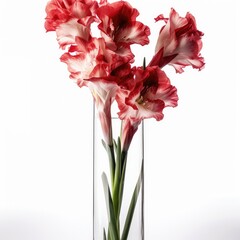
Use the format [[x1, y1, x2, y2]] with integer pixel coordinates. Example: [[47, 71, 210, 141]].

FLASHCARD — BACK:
[[0, 0, 239, 239]]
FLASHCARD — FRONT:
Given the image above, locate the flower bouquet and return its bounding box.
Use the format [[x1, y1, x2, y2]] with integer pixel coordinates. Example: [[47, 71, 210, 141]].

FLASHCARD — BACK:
[[44, 0, 204, 239]]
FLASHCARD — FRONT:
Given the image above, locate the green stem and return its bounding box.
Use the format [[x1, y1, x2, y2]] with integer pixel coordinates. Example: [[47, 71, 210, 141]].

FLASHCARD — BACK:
[[103, 133, 142, 240], [102, 172, 119, 240], [101, 139, 115, 188], [112, 138, 122, 220], [118, 152, 127, 218], [108, 144, 116, 188]]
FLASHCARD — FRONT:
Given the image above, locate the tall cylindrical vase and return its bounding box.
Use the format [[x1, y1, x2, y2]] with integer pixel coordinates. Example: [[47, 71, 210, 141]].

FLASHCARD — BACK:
[[93, 107, 144, 240]]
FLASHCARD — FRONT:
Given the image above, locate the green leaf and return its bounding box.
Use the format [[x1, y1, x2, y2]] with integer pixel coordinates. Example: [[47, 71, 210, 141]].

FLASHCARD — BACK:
[[143, 57, 146, 70], [106, 144, 116, 188], [107, 227, 111, 240], [102, 139, 115, 188], [113, 139, 118, 154], [102, 139, 107, 150], [121, 163, 143, 240], [103, 228, 107, 240], [102, 172, 119, 240]]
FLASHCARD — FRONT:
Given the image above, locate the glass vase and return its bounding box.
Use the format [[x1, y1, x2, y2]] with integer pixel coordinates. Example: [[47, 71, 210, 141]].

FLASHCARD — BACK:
[[93, 106, 144, 240]]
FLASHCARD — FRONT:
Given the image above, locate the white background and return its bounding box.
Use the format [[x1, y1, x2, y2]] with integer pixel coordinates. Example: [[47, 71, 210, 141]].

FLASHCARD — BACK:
[[0, 0, 239, 239]]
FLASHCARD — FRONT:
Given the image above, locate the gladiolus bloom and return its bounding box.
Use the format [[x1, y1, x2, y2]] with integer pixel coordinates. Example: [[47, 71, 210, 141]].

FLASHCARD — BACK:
[[116, 66, 178, 121], [149, 8, 204, 73]]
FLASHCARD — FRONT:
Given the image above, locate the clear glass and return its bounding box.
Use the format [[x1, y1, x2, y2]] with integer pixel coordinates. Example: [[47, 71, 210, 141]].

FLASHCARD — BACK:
[[93, 106, 144, 240]]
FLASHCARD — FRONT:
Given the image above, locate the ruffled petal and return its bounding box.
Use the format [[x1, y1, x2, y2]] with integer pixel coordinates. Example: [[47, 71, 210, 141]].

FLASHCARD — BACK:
[[96, 1, 150, 47], [116, 66, 178, 121], [56, 19, 91, 49], [151, 8, 205, 72]]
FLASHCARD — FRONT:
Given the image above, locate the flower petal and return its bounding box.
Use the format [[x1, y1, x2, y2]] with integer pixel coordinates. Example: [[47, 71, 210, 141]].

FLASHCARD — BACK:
[[96, 1, 150, 47], [56, 19, 91, 49], [116, 66, 178, 121], [151, 8, 205, 71]]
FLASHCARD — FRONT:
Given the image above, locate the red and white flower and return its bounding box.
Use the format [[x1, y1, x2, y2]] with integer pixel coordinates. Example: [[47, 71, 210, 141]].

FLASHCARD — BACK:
[[45, 0, 204, 150], [60, 37, 100, 87], [121, 118, 140, 151], [44, 0, 100, 31], [44, 0, 107, 50], [45, 2, 205, 235], [60, 37, 134, 87], [88, 78, 119, 145], [55, 18, 92, 49], [96, 1, 150, 50], [116, 65, 178, 150], [149, 8, 204, 73], [116, 66, 178, 121]]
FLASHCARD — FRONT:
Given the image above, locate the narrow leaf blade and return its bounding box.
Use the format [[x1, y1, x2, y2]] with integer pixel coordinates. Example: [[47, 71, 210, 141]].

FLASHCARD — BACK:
[[102, 172, 119, 240], [121, 164, 143, 240]]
